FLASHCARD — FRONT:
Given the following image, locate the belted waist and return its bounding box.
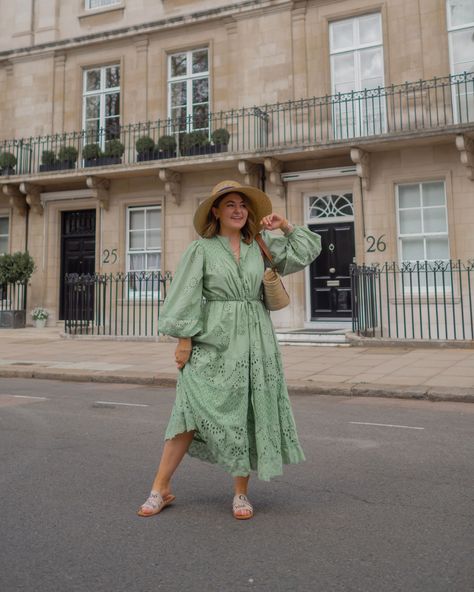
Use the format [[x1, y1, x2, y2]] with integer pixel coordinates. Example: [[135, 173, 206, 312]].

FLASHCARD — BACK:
[[205, 297, 262, 303]]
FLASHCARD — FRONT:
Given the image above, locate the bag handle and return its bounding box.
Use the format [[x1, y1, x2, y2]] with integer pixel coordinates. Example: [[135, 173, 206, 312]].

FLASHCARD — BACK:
[[255, 233, 274, 266]]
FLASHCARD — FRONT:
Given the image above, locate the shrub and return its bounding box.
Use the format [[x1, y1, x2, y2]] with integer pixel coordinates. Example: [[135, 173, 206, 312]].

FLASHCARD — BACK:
[[0, 252, 36, 284], [181, 130, 209, 150], [157, 135, 177, 152], [135, 136, 155, 154], [41, 150, 57, 166], [58, 145, 79, 163], [0, 151, 17, 169], [211, 128, 230, 145], [104, 139, 125, 158], [82, 143, 102, 160]]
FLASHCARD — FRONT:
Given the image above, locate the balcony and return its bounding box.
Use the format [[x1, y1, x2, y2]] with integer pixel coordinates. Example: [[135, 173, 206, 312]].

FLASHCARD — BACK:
[[1, 72, 474, 183]]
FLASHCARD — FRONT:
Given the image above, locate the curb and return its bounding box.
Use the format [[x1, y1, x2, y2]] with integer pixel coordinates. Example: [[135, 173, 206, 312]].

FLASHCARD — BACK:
[[0, 367, 473, 403]]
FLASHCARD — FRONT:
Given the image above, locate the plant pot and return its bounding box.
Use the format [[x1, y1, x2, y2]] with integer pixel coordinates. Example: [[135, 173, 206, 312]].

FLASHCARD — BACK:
[[0, 166, 16, 176], [137, 150, 160, 162], [213, 144, 228, 153], [34, 318, 47, 329], [84, 157, 122, 167], [0, 310, 26, 329], [39, 161, 76, 172], [157, 150, 177, 160], [182, 145, 214, 157]]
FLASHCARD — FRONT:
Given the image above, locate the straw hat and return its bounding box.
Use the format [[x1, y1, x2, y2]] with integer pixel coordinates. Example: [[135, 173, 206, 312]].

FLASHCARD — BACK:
[[193, 180, 272, 237]]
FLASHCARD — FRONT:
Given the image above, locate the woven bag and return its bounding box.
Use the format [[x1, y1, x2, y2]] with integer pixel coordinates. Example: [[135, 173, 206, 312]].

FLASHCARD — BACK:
[[255, 234, 290, 311]]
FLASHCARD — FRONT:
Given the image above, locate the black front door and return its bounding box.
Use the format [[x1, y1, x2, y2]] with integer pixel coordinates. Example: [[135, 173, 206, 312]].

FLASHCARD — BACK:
[[309, 222, 355, 319], [59, 210, 96, 320]]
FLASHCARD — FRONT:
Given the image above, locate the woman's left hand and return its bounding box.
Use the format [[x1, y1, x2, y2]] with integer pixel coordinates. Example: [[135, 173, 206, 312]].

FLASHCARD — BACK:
[[260, 213, 288, 231]]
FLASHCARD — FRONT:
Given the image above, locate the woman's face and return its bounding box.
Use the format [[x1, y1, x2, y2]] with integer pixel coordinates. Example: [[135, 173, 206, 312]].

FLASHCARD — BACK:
[[212, 192, 249, 234]]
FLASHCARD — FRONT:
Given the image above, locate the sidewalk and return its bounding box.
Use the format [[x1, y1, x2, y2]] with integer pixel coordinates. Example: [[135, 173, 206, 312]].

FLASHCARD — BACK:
[[0, 328, 473, 402]]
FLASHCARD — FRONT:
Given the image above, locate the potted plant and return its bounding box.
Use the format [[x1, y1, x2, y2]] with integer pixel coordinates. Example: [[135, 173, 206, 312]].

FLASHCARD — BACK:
[[103, 139, 125, 165], [180, 130, 211, 156], [39, 150, 58, 172], [136, 136, 156, 162], [31, 307, 49, 328], [0, 151, 17, 176], [0, 251, 36, 329], [211, 128, 230, 153], [57, 145, 78, 170], [157, 134, 177, 159], [82, 143, 102, 167]]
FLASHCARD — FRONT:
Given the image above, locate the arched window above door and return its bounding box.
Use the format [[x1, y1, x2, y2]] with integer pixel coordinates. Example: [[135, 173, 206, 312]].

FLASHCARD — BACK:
[[307, 193, 354, 221]]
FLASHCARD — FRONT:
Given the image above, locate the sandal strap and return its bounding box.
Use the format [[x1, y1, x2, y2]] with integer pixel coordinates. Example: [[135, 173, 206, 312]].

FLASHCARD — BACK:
[[233, 494, 253, 512], [141, 490, 164, 512]]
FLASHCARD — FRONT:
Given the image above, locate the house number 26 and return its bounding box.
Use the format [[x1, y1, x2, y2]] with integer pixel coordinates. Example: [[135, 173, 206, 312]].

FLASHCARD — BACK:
[[366, 235, 387, 253], [102, 248, 118, 264]]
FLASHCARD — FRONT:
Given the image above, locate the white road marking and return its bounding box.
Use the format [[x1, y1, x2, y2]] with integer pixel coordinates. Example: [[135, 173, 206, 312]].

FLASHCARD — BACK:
[[12, 395, 49, 401], [95, 401, 149, 408], [349, 421, 425, 430]]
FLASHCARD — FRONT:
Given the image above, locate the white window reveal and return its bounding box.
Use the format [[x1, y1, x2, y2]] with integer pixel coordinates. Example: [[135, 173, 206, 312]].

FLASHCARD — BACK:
[[86, 0, 121, 10], [127, 206, 161, 273], [83, 65, 120, 146], [168, 48, 210, 133], [0, 217, 9, 254], [330, 13, 385, 138], [447, 0, 474, 122]]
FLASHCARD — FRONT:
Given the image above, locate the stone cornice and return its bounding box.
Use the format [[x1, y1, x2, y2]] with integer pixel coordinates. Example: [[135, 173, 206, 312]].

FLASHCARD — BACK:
[[0, 0, 290, 61]]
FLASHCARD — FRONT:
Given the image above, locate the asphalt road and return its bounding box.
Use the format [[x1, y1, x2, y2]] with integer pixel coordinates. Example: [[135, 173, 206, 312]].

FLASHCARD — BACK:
[[0, 378, 473, 592]]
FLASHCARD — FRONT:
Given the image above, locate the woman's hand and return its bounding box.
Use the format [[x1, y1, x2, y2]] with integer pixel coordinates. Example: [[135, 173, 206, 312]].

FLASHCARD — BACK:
[[260, 213, 293, 234], [175, 338, 192, 369]]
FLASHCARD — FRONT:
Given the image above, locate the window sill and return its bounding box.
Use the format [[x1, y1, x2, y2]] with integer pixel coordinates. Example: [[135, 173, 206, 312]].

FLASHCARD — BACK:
[[78, 2, 125, 21]]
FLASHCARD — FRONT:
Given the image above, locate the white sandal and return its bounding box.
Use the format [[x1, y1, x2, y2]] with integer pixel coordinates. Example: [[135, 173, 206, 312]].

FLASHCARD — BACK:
[[137, 490, 176, 517], [232, 494, 254, 520]]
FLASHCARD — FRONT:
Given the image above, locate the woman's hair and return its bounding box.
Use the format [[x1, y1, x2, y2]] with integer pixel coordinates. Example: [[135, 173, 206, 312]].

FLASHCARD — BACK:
[[201, 193, 258, 244]]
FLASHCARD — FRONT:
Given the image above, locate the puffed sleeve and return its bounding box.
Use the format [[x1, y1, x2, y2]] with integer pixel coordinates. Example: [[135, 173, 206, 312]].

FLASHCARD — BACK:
[[158, 240, 204, 337], [261, 226, 322, 277]]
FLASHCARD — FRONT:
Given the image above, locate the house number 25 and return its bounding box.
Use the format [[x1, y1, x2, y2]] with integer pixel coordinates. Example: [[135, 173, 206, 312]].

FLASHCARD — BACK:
[[366, 235, 387, 253], [102, 248, 118, 264]]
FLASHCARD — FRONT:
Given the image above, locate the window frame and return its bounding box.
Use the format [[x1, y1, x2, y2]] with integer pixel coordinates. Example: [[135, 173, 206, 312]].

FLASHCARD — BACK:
[[0, 216, 9, 254], [126, 205, 162, 273], [82, 64, 121, 148], [329, 12, 386, 138], [85, 0, 121, 11], [396, 181, 450, 291], [167, 47, 210, 133]]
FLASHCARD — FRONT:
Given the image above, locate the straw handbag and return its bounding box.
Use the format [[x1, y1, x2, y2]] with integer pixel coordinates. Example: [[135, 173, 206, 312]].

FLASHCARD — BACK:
[[255, 234, 290, 311]]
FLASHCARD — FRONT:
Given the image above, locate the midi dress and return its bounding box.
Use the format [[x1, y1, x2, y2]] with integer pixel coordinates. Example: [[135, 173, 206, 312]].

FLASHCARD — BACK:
[[158, 226, 321, 481]]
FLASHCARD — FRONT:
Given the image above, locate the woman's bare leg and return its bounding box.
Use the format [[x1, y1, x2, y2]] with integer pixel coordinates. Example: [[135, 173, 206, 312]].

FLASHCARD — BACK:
[[139, 430, 194, 514]]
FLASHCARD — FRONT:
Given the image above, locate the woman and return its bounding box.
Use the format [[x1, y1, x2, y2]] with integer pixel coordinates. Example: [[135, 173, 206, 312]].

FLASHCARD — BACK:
[[138, 180, 321, 520]]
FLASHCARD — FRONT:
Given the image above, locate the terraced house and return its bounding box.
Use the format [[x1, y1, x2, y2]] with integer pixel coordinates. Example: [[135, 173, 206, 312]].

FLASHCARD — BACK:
[[0, 0, 473, 341]]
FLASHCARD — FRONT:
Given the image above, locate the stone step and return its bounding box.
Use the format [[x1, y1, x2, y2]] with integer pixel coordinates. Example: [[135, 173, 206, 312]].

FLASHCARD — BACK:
[[276, 328, 350, 345]]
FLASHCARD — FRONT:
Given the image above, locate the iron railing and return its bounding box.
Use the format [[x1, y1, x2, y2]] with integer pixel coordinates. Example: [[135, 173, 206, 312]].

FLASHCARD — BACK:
[[1, 72, 474, 177], [0, 281, 27, 312], [64, 272, 172, 337], [351, 260, 474, 341]]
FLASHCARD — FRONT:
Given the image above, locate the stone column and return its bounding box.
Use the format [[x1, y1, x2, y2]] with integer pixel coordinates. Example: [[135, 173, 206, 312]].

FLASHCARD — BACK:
[[291, 1, 308, 100], [133, 36, 149, 123], [35, 0, 59, 45]]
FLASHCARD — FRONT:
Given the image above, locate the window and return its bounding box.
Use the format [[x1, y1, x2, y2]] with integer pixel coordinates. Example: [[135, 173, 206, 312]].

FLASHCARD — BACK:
[[83, 65, 120, 147], [447, 0, 474, 122], [330, 13, 385, 138], [397, 182, 450, 288], [0, 217, 8, 253], [86, 0, 121, 10], [307, 194, 354, 220], [168, 48, 209, 134], [127, 206, 161, 274]]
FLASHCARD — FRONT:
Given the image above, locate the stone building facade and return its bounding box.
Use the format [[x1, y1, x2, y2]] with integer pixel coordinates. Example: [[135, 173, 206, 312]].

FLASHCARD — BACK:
[[0, 0, 473, 336]]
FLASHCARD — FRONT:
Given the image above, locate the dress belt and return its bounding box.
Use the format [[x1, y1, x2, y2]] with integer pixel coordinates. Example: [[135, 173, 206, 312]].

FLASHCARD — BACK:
[[205, 298, 262, 303]]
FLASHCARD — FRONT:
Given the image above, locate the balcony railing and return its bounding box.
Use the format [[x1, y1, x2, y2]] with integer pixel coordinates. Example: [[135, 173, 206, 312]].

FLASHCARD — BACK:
[[351, 260, 474, 341], [1, 72, 474, 178]]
